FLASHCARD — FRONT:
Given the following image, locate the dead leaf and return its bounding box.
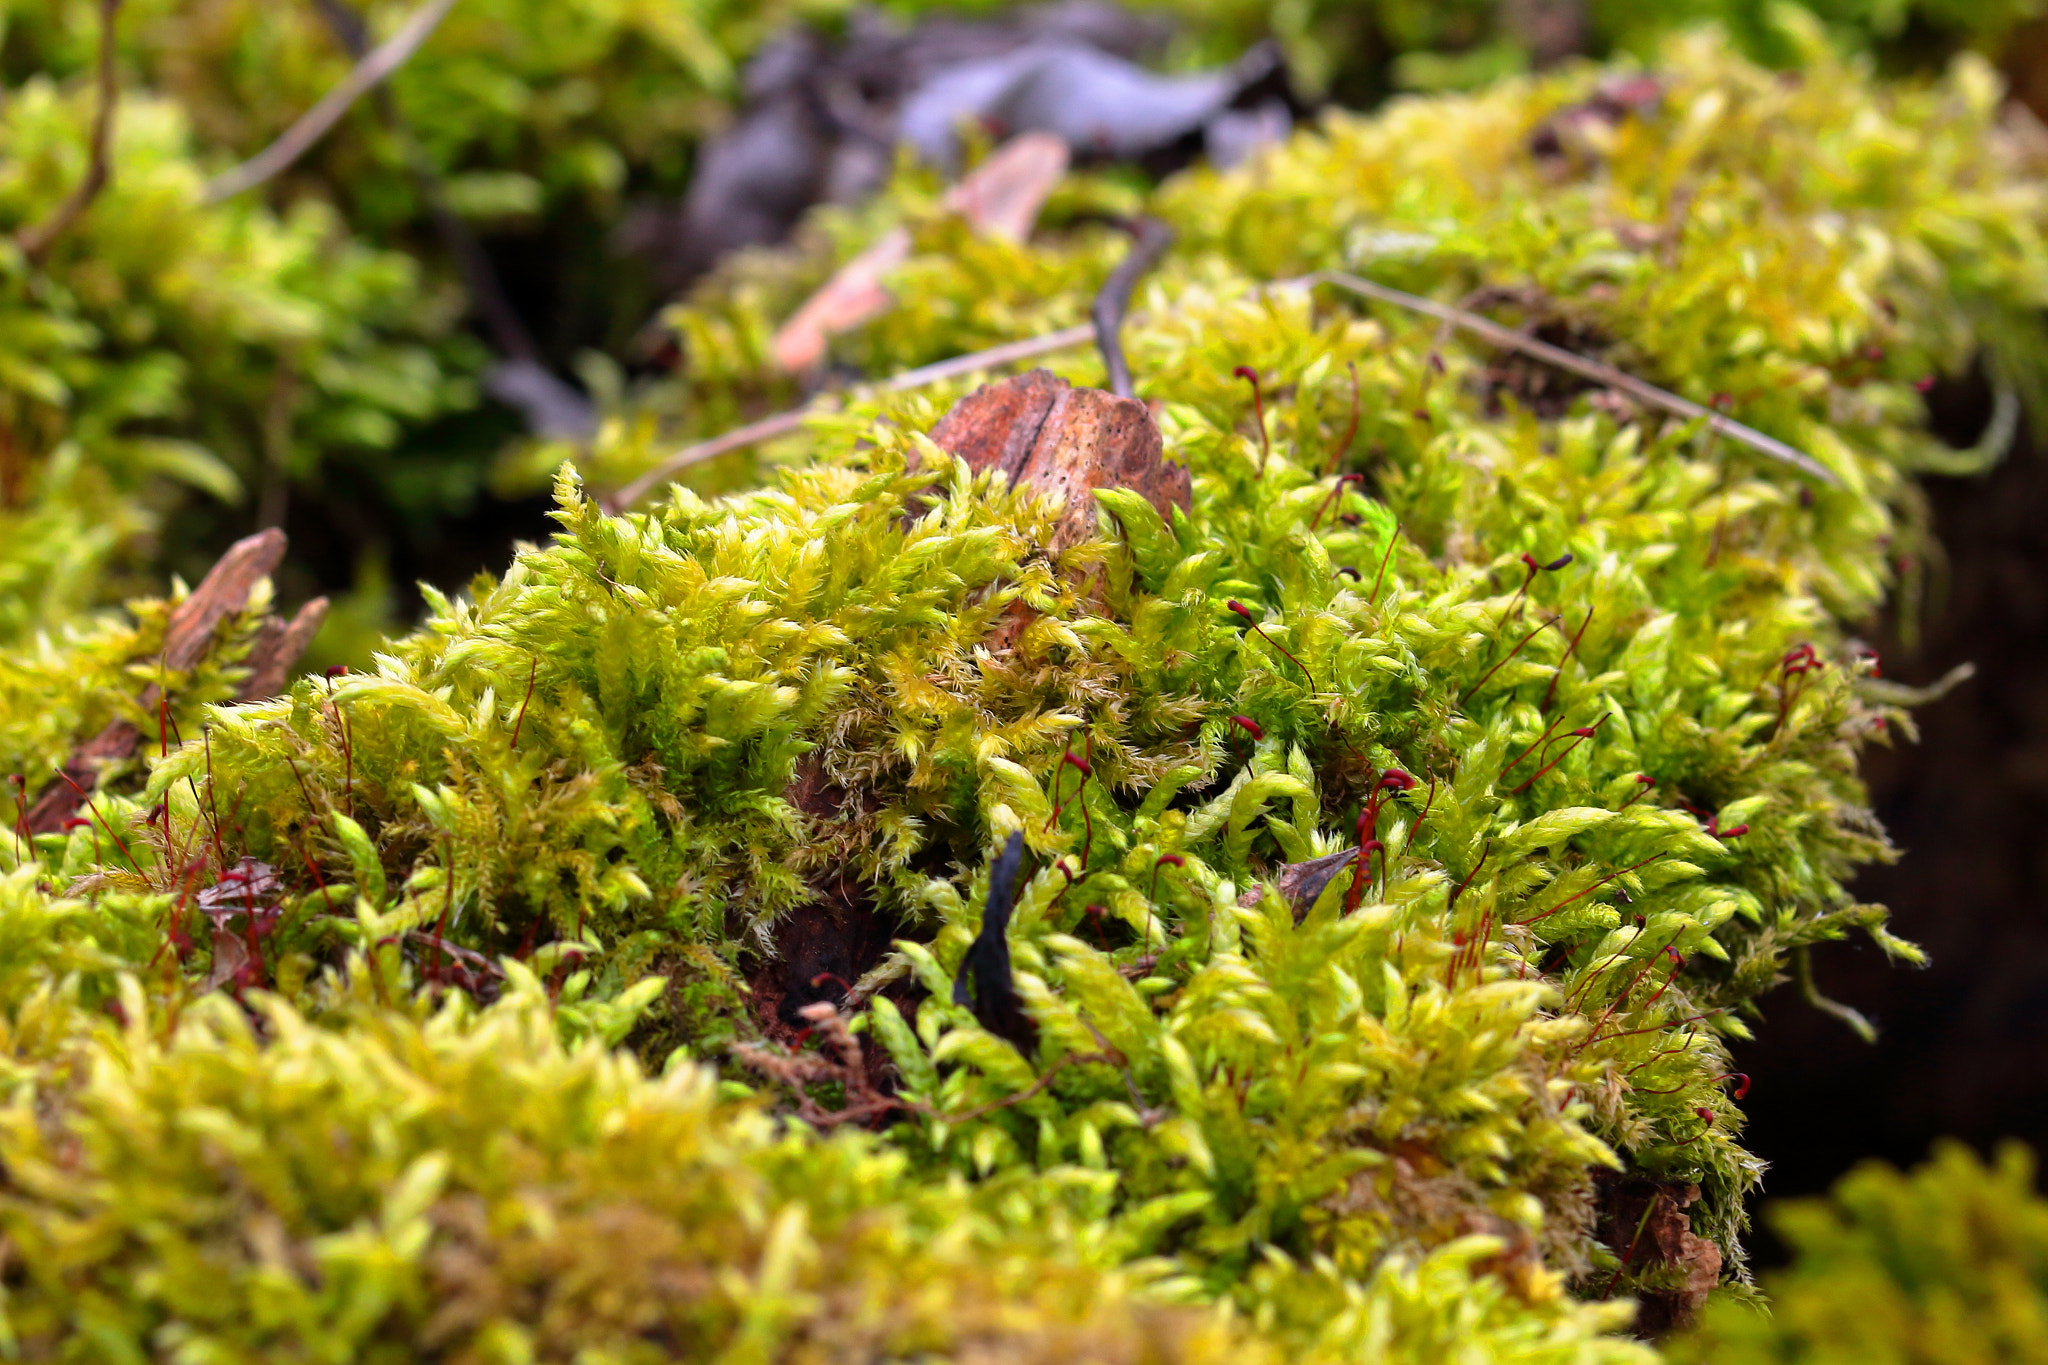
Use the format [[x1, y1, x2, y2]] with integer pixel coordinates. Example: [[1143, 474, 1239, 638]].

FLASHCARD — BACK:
[[772, 133, 1069, 372]]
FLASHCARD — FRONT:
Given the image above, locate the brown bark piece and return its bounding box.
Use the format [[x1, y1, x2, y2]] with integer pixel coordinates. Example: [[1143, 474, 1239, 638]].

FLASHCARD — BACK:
[[24, 528, 291, 835], [928, 368, 1190, 556], [235, 595, 330, 703], [162, 528, 288, 672], [1635, 1185, 1722, 1335], [1593, 1176, 1724, 1337]]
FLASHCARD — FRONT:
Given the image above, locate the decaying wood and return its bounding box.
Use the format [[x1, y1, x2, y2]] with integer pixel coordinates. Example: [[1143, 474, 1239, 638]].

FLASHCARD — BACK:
[[928, 367, 1190, 556], [24, 528, 323, 835], [1594, 1176, 1724, 1336], [161, 529, 291, 674], [235, 596, 331, 702]]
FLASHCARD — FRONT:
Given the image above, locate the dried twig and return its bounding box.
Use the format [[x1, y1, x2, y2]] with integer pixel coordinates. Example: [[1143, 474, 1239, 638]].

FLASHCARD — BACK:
[[609, 264, 1844, 512], [17, 0, 123, 264], [1298, 269, 1840, 486], [733, 1001, 908, 1128], [202, 0, 460, 204], [1092, 218, 1174, 399]]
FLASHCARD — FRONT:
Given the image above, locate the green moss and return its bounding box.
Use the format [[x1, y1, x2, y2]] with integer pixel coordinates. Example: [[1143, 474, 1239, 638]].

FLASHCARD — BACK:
[[0, 20, 2042, 1361], [0, 926, 1648, 1363], [1673, 1142, 2048, 1365]]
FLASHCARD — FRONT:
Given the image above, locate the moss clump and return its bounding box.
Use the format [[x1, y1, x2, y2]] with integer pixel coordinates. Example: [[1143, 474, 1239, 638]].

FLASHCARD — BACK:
[[0, 867, 1648, 1363], [0, 20, 2043, 1361]]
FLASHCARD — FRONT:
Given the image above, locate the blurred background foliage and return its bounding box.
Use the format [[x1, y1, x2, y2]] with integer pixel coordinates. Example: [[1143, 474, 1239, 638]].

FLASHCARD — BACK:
[[5, 0, 2048, 657]]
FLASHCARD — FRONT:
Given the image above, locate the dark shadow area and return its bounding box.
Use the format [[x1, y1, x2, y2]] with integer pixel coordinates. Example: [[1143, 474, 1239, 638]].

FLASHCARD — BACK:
[[1735, 382, 2048, 1261]]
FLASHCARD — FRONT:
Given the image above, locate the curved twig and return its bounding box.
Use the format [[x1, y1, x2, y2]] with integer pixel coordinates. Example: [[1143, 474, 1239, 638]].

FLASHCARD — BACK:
[[1092, 218, 1175, 399], [17, 0, 123, 264], [1296, 269, 1840, 486], [608, 263, 1848, 512], [202, 0, 460, 204]]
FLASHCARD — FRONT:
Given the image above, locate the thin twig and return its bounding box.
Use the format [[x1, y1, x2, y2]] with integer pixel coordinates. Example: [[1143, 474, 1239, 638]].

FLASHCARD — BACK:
[[1296, 270, 1840, 486], [1092, 217, 1174, 399], [604, 323, 1095, 511], [17, 0, 123, 263], [609, 258, 1842, 514], [202, 0, 460, 204]]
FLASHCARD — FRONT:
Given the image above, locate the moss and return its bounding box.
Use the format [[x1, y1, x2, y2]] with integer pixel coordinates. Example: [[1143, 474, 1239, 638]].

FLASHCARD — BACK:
[[0, 910, 1647, 1363], [0, 78, 473, 641], [0, 19, 2043, 1361]]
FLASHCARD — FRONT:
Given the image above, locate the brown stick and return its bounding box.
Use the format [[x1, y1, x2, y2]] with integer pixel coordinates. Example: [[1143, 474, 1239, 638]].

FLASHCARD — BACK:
[[1092, 217, 1174, 399], [17, 0, 123, 264], [1300, 270, 1840, 486], [24, 530, 289, 835], [201, 0, 460, 204]]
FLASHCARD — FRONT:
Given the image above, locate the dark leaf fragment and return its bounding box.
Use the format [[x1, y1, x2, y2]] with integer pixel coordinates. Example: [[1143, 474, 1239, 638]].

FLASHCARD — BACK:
[[954, 831, 1036, 1051]]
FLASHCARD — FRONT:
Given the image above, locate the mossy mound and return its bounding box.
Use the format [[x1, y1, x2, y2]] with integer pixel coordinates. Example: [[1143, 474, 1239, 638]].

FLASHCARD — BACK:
[[1, 19, 2045, 1361]]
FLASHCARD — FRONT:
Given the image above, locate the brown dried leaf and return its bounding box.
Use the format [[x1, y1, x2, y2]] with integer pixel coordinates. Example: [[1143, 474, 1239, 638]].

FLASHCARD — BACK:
[[772, 133, 1069, 371], [928, 367, 1189, 556]]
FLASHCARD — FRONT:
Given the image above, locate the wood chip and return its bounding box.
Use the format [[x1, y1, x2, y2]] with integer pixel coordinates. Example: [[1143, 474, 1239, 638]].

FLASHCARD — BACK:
[[1238, 848, 1359, 919], [235, 595, 330, 703]]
